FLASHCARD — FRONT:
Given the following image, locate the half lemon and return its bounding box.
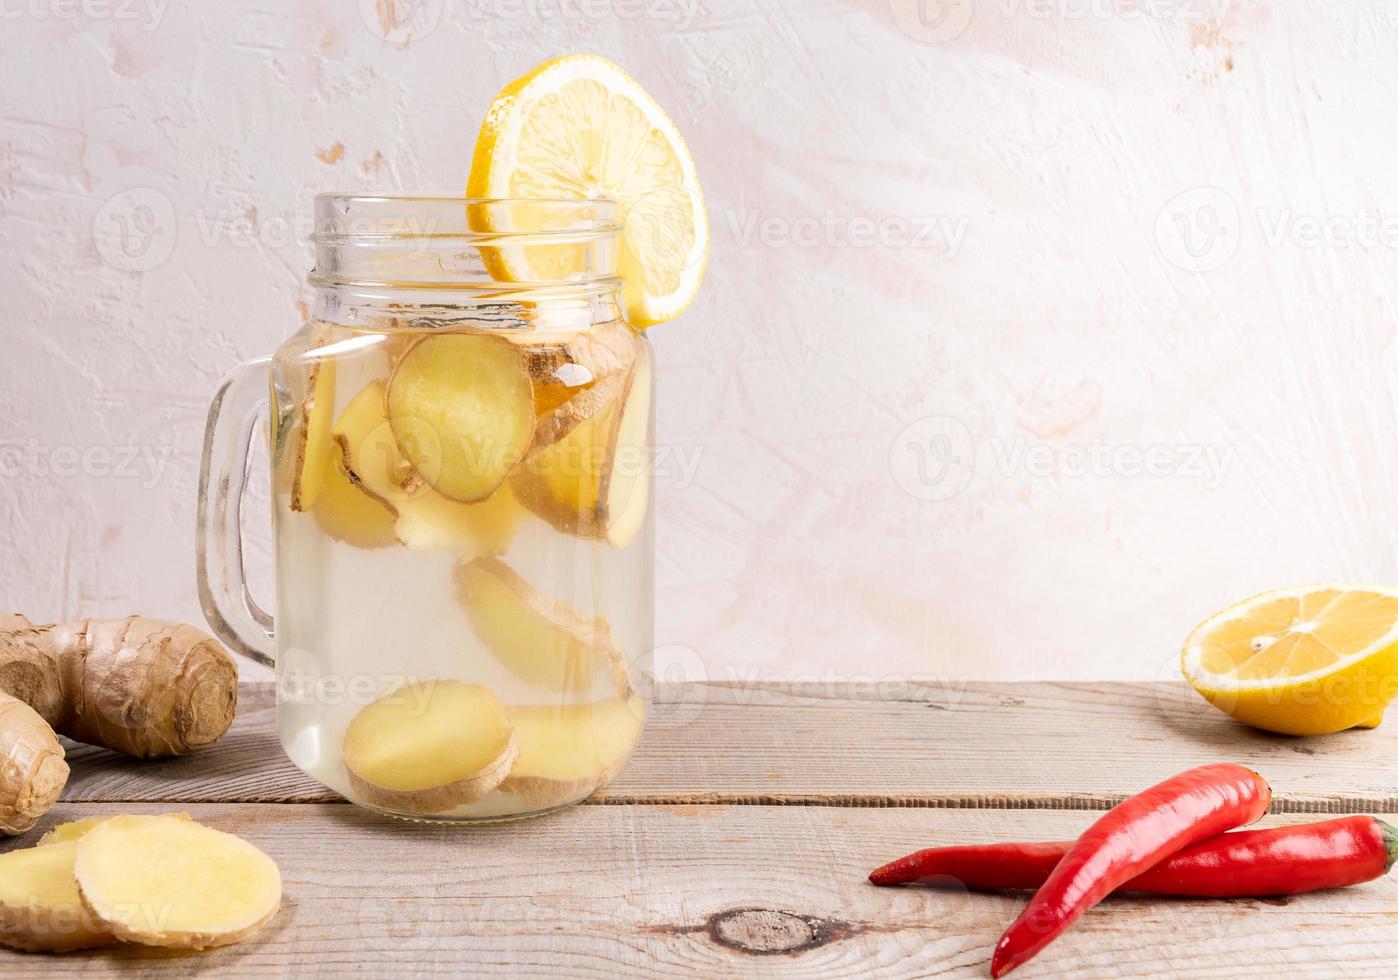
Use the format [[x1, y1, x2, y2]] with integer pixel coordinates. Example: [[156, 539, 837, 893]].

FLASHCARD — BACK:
[[467, 54, 708, 328], [1181, 585, 1398, 735]]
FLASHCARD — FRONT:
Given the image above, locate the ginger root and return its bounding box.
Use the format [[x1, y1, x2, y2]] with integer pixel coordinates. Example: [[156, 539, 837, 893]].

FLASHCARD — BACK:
[[0, 615, 238, 835], [0, 695, 68, 838], [74, 814, 281, 949]]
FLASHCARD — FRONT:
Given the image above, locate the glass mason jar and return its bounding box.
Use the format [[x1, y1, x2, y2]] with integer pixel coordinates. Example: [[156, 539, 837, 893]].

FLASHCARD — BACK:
[[197, 195, 652, 822]]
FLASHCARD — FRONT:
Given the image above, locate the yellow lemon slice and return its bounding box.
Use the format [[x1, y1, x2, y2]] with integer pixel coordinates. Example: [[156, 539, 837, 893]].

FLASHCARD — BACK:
[[468, 54, 708, 328], [1182, 585, 1398, 735]]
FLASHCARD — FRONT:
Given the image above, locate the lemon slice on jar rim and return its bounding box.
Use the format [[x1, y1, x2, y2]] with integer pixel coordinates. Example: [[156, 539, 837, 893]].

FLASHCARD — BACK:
[[1181, 584, 1398, 736], [467, 54, 708, 328]]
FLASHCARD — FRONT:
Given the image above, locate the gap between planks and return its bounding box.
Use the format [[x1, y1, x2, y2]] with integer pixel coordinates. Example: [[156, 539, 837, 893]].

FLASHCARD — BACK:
[[57, 794, 1398, 815]]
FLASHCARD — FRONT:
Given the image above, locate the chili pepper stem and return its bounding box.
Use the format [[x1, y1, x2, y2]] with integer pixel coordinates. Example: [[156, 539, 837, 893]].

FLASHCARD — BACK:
[[1381, 821, 1398, 871]]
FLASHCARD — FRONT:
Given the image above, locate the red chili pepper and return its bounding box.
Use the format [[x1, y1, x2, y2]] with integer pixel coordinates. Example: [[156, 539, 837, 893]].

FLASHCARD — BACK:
[[989, 763, 1271, 977], [869, 815, 1398, 897]]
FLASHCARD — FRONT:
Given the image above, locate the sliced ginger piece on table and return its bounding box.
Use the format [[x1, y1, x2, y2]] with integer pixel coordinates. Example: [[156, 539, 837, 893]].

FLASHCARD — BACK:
[[501, 697, 645, 808], [1, 813, 194, 952], [343, 680, 517, 814], [40, 811, 188, 846], [0, 839, 111, 951], [74, 814, 281, 949], [455, 557, 633, 697], [387, 334, 536, 503], [37, 817, 107, 847]]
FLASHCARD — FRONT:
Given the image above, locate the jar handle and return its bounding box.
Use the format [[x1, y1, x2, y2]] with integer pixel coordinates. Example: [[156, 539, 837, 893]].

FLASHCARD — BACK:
[[196, 356, 276, 667]]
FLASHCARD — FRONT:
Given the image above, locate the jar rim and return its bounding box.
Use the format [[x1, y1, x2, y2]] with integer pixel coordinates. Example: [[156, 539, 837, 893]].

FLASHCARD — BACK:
[[316, 193, 619, 204], [308, 193, 624, 310], [312, 194, 622, 243]]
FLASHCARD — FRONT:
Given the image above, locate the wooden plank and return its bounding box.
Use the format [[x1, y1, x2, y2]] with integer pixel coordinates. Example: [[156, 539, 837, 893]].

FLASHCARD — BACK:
[[59, 682, 1398, 812], [1, 803, 1391, 978]]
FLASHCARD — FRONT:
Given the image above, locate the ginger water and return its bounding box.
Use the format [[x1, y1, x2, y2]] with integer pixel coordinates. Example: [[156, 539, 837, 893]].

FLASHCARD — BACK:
[[270, 319, 653, 821]]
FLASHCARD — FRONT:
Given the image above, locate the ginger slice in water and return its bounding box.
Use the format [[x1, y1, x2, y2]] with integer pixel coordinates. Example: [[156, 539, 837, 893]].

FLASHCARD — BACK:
[[500, 697, 646, 808], [331, 378, 422, 499], [523, 321, 637, 452], [289, 348, 337, 512], [509, 397, 612, 538], [311, 438, 399, 549], [334, 380, 524, 555], [524, 342, 582, 416], [598, 344, 652, 549], [395, 483, 523, 556], [74, 814, 281, 950], [386, 334, 536, 503], [343, 680, 517, 814], [455, 557, 633, 698], [511, 343, 651, 548]]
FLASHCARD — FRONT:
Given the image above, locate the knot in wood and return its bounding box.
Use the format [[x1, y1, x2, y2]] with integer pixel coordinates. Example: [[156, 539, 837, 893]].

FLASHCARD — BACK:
[[708, 908, 841, 955]]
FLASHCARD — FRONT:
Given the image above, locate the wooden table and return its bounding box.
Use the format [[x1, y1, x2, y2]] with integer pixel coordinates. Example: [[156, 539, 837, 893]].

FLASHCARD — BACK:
[[4, 680, 1396, 977]]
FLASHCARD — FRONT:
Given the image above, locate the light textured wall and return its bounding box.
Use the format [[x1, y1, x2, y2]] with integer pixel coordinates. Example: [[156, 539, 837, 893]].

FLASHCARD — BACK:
[[3, 1, 1396, 682]]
